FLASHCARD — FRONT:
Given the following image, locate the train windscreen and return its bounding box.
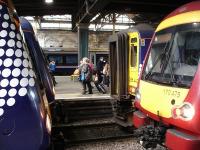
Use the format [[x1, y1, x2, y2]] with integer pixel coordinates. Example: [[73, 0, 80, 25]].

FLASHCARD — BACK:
[[142, 23, 200, 88]]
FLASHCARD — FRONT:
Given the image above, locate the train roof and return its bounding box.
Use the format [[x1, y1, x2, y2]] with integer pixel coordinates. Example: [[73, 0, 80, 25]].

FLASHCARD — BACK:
[[156, 1, 200, 32], [109, 24, 154, 42], [118, 24, 154, 34]]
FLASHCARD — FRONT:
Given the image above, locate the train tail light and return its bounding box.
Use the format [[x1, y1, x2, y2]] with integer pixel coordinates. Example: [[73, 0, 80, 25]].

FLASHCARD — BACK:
[[172, 102, 195, 121]]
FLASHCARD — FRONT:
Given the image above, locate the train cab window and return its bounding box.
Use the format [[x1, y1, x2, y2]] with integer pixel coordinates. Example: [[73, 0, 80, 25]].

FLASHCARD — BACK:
[[131, 38, 137, 43], [65, 54, 78, 66], [184, 32, 200, 66], [131, 45, 137, 67]]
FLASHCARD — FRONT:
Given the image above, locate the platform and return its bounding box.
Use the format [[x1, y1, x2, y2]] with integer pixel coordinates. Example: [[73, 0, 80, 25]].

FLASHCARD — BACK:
[[55, 76, 111, 100]]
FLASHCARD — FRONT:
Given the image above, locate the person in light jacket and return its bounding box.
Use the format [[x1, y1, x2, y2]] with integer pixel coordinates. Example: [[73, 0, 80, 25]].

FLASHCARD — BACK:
[[80, 57, 93, 94]]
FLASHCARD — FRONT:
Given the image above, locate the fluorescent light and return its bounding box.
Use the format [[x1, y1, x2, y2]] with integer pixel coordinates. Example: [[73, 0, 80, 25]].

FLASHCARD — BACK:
[[45, 0, 53, 4]]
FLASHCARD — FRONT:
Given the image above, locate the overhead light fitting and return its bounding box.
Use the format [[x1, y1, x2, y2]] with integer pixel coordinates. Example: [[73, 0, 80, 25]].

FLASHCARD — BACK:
[[45, 0, 53, 4]]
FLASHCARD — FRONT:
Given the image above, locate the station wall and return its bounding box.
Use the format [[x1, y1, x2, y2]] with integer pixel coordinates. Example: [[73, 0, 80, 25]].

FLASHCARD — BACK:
[[36, 30, 112, 52]]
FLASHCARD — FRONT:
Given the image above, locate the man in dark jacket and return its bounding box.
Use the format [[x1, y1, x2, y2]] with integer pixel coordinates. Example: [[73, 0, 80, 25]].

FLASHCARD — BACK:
[[96, 57, 105, 83]]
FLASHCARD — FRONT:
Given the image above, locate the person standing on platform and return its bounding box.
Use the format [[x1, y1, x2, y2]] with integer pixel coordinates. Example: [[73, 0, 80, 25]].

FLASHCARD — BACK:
[[49, 60, 57, 85], [80, 57, 93, 94], [103, 61, 110, 87], [96, 57, 105, 83]]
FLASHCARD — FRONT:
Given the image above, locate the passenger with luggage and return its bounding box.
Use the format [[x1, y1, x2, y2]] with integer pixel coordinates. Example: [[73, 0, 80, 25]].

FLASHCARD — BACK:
[[93, 73, 107, 94], [80, 57, 93, 94], [96, 57, 105, 83]]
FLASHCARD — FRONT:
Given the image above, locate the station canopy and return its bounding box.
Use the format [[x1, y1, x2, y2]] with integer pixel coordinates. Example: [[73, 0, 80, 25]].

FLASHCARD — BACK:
[[13, 0, 193, 31]]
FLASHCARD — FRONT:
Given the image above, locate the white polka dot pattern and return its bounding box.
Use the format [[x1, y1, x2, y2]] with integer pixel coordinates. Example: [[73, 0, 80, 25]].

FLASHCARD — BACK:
[[0, 39, 6, 46], [0, 109, 4, 116], [23, 59, 29, 67], [16, 34, 21, 40], [10, 24, 16, 30], [7, 98, 15, 106], [3, 58, 12, 67], [0, 30, 7, 37], [9, 31, 15, 38], [0, 99, 5, 107], [23, 51, 28, 58], [29, 69, 34, 77], [2, 68, 11, 77], [20, 78, 29, 87], [0, 4, 36, 117], [29, 78, 35, 87], [8, 88, 17, 97], [18, 88, 27, 96], [14, 58, 22, 67], [22, 68, 28, 77], [2, 22, 8, 28], [7, 39, 15, 47], [10, 78, 19, 87], [12, 68, 21, 77], [0, 49, 5, 57], [0, 89, 7, 97], [4, 14, 9, 20], [17, 41, 22, 48], [15, 49, 22, 57], [6, 48, 14, 57], [1, 79, 9, 87]]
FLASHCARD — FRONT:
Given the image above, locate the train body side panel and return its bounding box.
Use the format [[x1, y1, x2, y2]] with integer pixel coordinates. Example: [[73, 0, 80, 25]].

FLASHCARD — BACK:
[[128, 32, 139, 95], [0, 1, 50, 149], [128, 31, 153, 95]]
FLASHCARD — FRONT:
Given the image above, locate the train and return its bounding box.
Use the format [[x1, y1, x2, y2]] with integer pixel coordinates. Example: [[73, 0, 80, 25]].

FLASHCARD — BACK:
[[0, 0, 53, 149], [44, 50, 109, 75], [109, 24, 154, 126], [132, 1, 200, 150]]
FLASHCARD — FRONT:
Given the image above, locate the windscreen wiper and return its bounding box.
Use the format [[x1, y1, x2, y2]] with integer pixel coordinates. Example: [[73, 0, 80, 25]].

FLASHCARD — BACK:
[[145, 40, 170, 80]]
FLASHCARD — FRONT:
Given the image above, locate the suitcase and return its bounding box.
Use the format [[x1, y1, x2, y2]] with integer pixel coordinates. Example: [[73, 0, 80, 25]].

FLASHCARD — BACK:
[[95, 83, 107, 94]]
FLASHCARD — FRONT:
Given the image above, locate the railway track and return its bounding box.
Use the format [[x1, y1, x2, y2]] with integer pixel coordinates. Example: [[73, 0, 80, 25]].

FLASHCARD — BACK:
[[51, 97, 134, 150], [52, 118, 134, 148]]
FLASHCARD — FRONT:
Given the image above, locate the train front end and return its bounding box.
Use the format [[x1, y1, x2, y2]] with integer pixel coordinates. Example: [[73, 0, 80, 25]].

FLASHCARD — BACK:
[[134, 2, 200, 150], [0, 0, 51, 149]]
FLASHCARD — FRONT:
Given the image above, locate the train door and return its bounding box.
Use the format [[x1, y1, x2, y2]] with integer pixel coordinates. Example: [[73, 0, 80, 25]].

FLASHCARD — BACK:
[[128, 32, 139, 95]]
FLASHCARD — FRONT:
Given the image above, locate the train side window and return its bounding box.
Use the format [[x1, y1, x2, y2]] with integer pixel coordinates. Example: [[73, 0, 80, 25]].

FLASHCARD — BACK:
[[48, 55, 63, 65], [65, 54, 78, 66], [131, 45, 137, 67]]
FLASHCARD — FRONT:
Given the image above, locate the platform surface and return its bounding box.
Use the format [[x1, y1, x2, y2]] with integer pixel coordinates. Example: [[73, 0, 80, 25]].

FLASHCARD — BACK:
[[54, 76, 111, 100]]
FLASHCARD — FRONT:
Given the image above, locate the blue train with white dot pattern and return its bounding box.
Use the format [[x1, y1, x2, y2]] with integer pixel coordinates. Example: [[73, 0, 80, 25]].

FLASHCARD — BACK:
[[0, 1, 51, 149]]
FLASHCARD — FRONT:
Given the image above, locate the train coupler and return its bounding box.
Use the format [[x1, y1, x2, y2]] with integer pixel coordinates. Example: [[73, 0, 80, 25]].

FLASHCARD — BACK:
[[134, 125, 166, 149]]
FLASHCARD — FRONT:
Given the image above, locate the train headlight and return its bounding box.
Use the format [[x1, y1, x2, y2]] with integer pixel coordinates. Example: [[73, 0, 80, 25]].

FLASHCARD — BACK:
[[46, 114, 52, 134], [135, 88, 141, 100], [172, 102, 195, 121]]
